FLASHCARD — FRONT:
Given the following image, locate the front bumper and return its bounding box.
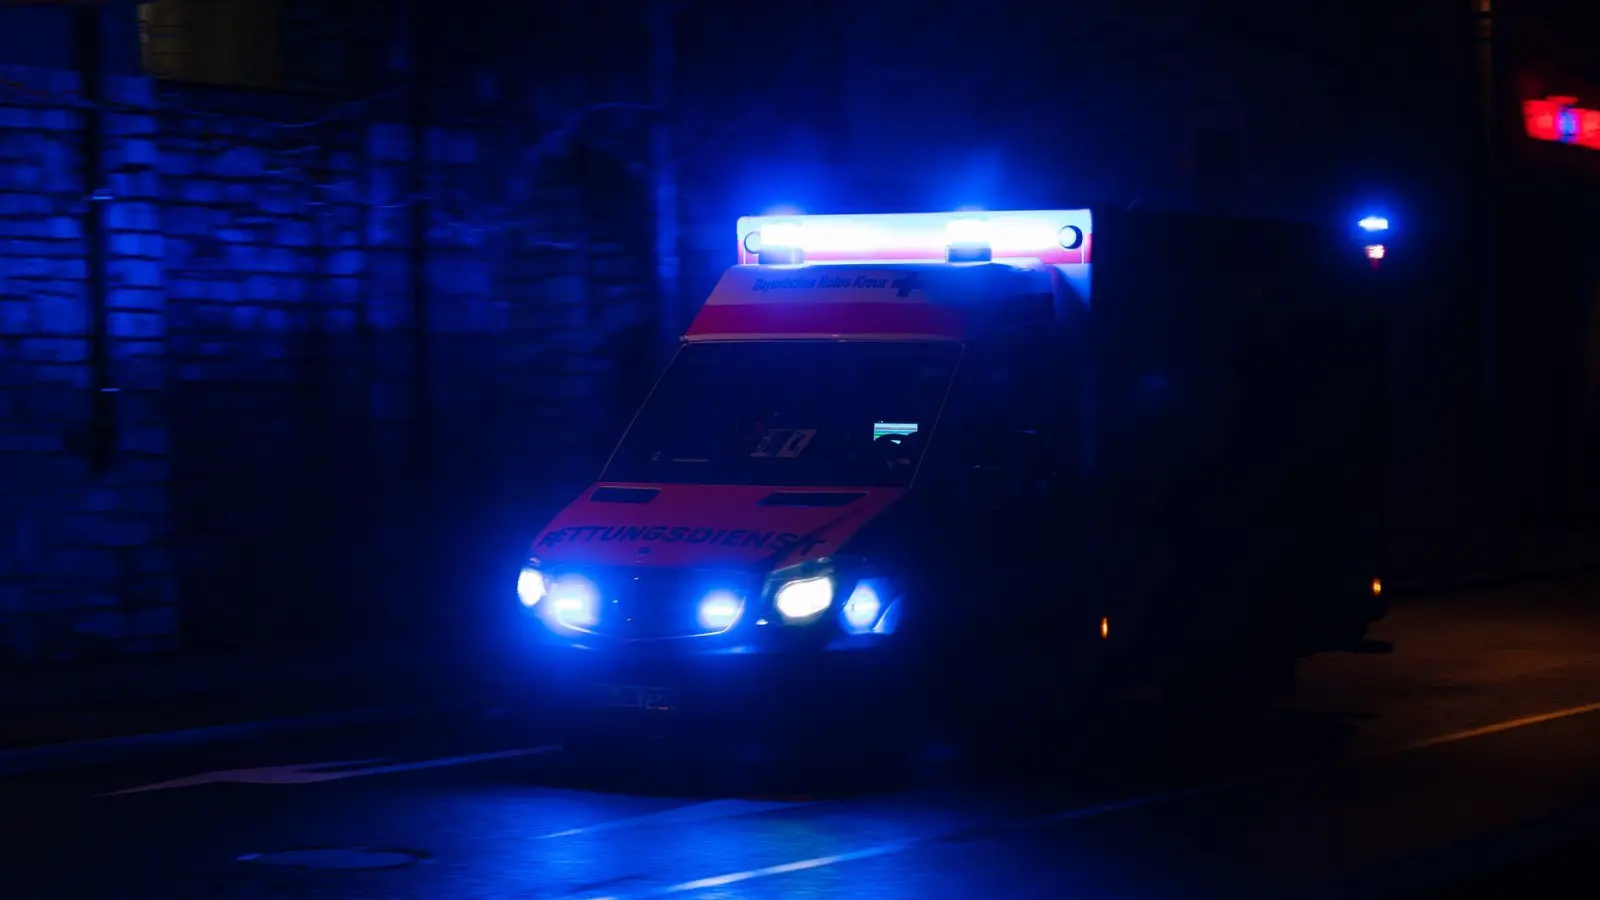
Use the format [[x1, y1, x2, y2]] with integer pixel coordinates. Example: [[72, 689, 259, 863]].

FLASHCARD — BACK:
[[553, 647, 900, 715], [524, 614, 920, 736], [517, 559, 918, 722]]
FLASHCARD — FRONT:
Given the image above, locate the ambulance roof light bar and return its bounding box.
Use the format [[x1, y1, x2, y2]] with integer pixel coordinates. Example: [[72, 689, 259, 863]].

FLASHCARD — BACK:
[[737, 209, 1094, 267]]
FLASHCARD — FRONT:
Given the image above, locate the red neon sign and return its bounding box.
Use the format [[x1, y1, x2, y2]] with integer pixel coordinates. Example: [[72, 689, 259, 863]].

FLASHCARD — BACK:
[[1523, 96, 1600, 150]]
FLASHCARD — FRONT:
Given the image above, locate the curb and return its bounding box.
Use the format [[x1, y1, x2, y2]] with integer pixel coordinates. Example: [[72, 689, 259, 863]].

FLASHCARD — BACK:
[[0, 703, 425, 778], [1389, 560, 1600, 597], [0, 647, 534, 778]]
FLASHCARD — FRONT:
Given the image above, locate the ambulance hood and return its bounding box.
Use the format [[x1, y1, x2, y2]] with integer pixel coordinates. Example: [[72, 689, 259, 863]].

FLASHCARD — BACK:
[[532, 483, 906, 572]]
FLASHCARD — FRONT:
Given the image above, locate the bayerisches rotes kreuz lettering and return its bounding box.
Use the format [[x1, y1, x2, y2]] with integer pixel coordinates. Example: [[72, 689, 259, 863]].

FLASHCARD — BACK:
[[750, 272, 923, 297], [538, 525, 825, 556]]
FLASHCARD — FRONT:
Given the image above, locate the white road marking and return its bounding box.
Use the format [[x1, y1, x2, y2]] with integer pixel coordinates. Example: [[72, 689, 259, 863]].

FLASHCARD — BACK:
[[100, 746, 558, 797], [582, 701, 1600, 899], [574, 777, 1274, 900], [538, 798, 819, 839], [612, 839, 921, 898], [1388, 700, 1600, 754]]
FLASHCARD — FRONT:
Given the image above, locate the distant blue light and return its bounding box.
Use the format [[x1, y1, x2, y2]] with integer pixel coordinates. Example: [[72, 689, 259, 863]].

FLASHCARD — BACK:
[[1358, 216, 1389, 233], [1558, 109, 1580, 141]]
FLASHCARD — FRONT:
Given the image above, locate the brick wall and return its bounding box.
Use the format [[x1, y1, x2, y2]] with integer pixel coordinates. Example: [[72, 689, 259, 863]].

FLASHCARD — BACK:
[[0, 64, 657, 663], [0, 67, 174, 664]]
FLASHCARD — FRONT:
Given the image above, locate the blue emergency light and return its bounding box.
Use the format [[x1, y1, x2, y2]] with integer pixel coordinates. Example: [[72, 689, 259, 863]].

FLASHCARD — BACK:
[[737, 210, 1095, 267], [1358, 216, 1389, 233]]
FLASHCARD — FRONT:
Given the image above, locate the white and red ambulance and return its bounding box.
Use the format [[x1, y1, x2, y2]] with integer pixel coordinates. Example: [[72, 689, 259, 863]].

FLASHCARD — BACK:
[[518, 208, 1388, 746]]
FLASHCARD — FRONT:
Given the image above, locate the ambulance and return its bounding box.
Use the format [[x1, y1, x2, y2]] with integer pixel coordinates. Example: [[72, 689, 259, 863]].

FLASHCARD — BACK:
[[519, 208, 1389, 745]]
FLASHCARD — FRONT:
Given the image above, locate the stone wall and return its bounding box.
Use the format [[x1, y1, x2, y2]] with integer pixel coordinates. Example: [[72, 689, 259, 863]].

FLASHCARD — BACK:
[[0, 64, 657, 663], [0, 66, 174, 664]]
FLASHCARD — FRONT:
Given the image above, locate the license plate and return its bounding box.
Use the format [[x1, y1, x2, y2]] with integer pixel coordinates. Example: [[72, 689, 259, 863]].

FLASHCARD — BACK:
[[593, 684, 679, 711]]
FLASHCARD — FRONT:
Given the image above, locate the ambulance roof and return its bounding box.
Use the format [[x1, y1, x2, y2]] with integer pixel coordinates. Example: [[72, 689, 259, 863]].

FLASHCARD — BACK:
[[684, 210, 1095, 343]]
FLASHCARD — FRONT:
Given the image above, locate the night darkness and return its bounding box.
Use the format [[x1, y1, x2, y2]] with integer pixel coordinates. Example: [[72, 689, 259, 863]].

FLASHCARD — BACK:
[[2, 1, 1600, 898]]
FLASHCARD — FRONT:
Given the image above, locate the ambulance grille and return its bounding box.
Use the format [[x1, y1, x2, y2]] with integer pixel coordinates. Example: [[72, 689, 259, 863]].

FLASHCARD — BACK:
[[584, 567, 759, 640]]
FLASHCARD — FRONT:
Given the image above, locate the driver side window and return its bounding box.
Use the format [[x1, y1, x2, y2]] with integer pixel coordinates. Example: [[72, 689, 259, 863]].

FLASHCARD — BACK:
[[941, 329, 1070, 497]]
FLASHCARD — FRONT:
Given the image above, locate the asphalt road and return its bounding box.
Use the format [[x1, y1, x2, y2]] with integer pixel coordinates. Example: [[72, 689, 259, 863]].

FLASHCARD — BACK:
[[4, 577, 1600, 899]]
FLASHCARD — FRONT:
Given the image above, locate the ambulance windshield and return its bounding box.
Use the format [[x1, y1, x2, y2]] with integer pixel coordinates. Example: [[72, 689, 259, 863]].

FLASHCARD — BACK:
[[603, 341, 962, 487]]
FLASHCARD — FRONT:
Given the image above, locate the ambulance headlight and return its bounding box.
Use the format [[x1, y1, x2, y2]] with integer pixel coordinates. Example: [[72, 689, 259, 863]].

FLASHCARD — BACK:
[[516, 564, 546, 608], [773, 575, 834, 622]]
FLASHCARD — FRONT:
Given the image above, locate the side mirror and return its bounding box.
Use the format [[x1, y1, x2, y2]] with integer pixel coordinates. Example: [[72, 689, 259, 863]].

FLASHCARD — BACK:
[[962, 461, 1011, 499], [958, 428, 1049, 505]]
